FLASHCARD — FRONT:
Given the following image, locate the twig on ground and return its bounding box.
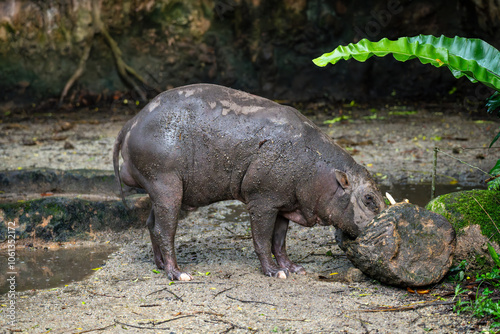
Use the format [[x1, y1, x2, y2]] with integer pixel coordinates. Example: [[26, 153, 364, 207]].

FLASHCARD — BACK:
[[331, 289, 349, 294], [271, 317, 309, 322], [115, 320, 171, 330], [190, 310, 225, 317], [214, 287, 234, 298], [72, 323, 114, 333], [359, 318, 370, 334], [224, 227, 236, 235], [226, 295, 277, 306], [221, 323, 235, 333], [205, 318, 256, 333], [154, 314, 195, 325], [296, 251, 314, 263], [357, 300, 455, 313], [90, 291, 125, 298], [146, 287, 183, 302]]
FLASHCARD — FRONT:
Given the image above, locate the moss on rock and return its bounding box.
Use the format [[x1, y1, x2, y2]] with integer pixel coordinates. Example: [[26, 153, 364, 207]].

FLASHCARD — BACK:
[[426, 190, 500, 269], [425, 190, 500, 245]]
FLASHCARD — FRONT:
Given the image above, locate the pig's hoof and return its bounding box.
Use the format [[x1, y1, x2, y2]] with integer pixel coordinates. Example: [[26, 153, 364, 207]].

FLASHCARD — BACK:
[[179, 273, 192, 281], [168, 271, 193, 281], [266, 268, 289, 279], [277, 270, 287, 279]]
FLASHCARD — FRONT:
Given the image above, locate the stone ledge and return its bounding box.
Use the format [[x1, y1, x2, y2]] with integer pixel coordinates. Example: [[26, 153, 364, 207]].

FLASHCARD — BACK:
[[1, 193, 151, 242], [0, 168, 142, 196]]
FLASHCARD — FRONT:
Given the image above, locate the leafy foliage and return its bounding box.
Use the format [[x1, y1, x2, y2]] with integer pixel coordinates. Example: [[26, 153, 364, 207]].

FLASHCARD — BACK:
[[489, 243, 500, 268], [486, 92, 500, 148], [451, 251, 500, 329], [314, 34, 500, 174], [487, 92, 500, 117], [488, 160, 500, 190], [313, 35, 500, 91]]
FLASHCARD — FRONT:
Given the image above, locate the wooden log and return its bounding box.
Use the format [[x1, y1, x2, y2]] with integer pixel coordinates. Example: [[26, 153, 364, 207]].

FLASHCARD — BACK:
[[338, 202, 456, 287]]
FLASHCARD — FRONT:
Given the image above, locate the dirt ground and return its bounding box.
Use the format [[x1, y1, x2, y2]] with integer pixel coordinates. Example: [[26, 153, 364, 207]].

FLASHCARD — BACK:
[[1, 102, 499, 333]]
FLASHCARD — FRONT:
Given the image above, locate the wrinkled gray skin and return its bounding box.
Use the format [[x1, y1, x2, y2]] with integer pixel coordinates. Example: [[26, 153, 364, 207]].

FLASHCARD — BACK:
[[113, 84, 386, 281]]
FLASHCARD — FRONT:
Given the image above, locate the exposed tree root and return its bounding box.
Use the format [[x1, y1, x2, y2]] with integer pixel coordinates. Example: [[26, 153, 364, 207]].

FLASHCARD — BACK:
[[59, 39, 92, 106], [91, 0, 155, 101], [59, 0, 159, 106]]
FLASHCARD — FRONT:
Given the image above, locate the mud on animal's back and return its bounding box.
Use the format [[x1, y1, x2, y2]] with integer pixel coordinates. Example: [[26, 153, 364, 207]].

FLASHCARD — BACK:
[[132, 84, 321, 151], [124, 85, 333, 204], [128, 84, 359, 176]]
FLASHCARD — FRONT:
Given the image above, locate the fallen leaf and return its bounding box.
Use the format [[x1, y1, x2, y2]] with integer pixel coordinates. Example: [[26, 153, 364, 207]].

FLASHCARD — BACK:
[[416, 289, 430, 294]]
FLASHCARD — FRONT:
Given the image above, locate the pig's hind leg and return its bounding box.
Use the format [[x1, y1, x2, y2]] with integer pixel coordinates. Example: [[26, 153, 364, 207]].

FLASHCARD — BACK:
[[146, 210, 165, 270], [146, 175, 193, 281], [272, 215, 306, 275]]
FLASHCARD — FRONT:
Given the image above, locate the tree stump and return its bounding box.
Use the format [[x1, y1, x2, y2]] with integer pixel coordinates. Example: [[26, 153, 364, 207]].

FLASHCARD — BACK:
[[338, 202, 456, 287]]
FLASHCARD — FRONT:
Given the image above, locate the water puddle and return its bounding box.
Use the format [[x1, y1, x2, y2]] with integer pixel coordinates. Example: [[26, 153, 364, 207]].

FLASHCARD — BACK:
[[0, 245, 116, 294], [379, 183, 483, 207]]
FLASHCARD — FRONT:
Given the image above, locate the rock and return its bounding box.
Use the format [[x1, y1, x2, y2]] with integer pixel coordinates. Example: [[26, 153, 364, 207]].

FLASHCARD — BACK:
[[339, 202, 456, 287], [0, 168, 142, 197], [0, 194, 150, 242], [453, 225, 500, 267], [345, 267, 368, 283], [54, 121, 75, 132], [426, 189, 500, 266], [64, 141, 75, 149], [426, 190, 500, 244]]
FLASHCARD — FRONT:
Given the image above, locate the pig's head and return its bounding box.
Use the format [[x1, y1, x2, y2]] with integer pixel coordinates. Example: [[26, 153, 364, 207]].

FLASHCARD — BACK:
[[312, 167, 386, 238]]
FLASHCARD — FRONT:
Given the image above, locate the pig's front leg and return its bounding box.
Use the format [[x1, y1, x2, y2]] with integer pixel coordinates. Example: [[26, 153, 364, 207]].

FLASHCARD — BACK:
[[272, 215, 306, 275], [247, 202, 288, 279]]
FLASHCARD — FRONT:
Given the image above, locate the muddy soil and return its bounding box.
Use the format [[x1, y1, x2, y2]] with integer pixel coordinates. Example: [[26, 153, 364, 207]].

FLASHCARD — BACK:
[[0, 103, 499, 333]]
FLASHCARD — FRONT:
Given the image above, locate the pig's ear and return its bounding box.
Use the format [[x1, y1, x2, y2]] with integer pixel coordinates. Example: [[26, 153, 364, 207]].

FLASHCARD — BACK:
[[335, 170, 350, 189]]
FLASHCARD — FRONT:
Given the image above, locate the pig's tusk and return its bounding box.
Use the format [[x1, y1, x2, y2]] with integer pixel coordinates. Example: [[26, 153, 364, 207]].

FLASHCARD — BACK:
[[386, 192, 396, 205]]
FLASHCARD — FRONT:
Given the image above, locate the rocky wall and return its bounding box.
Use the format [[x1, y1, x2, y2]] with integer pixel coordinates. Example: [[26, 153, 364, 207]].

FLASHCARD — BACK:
[[1, 0, 499, 105]]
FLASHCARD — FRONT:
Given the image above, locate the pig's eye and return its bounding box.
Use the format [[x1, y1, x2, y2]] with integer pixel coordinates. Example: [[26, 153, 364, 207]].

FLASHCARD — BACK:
[[363, 194, 379, 212]]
